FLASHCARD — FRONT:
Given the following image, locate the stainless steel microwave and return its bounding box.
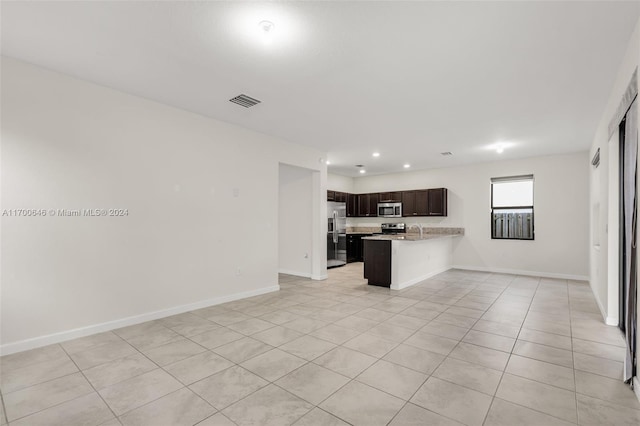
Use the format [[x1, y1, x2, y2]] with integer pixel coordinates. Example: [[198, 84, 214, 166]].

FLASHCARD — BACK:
[[378, 202, 402, 218]]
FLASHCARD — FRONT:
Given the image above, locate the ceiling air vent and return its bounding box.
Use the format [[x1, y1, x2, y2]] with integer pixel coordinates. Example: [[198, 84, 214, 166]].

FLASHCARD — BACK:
[[229, 94, 261, 108], [441, 152, 453, 156]]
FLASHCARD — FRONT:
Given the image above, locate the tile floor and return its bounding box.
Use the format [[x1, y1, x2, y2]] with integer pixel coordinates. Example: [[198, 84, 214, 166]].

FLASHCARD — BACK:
[[1, 263, 639, 425]]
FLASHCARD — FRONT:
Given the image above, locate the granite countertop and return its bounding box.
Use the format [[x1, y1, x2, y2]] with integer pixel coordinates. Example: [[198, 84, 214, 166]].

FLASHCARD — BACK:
[[348, 226, 465, 237], [362, 234, 460, 241]]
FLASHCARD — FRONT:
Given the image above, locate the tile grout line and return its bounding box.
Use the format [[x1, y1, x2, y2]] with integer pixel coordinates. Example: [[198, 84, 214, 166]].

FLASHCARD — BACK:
[[294, 273, 481, 425], [386, 274, 498, 426], [4, 269, 631, 425], [0, 391, 7, 425], [569, 280, 580, 425], [487, 277, 585, 425], [63, 344, 121, 424], [478, 275, 540, 426], [68, 327, 214, 423]]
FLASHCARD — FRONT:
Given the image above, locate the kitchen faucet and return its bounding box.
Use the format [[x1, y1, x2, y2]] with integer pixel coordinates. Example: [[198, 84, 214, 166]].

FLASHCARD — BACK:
[[410, 223, 424, 239]]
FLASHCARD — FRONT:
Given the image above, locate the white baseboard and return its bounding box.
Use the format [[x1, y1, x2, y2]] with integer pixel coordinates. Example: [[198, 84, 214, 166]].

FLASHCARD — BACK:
[[0, 285, 280, 356], [451, 265, 589, 281], [391, 266, 452, 290], [278, 269, 312, 278], [592, 290, 619, 326], [312, 274, 328, 281], [605, 316, 618, 326]]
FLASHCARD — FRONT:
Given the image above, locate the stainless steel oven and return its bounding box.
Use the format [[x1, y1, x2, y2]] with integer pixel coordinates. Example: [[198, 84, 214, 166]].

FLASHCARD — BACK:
[[378, 202, 402, 218]]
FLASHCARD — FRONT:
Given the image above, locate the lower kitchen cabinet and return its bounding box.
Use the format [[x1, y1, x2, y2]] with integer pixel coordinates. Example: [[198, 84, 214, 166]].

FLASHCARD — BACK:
[[363, 239, 391, 287], [346, 233, 371, 263]]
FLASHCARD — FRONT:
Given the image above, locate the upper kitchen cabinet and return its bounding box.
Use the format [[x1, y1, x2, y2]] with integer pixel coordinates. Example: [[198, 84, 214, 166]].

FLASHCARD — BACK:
[[347, 193, 358, 217], [378, 192, 402, 202], [330, 188, 446, 217], [357, 193, 379, 217], [402, 190, 428, 216], [427, 188, 448, 216], [327, 190, 347, 202]]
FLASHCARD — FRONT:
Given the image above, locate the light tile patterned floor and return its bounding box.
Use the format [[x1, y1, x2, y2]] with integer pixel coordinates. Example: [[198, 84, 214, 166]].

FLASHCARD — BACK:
[[1, 263, 639, 425]]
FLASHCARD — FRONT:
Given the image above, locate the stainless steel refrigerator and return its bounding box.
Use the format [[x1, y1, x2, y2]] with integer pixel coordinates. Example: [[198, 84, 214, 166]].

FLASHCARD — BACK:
[[327, 201, 347, 268]]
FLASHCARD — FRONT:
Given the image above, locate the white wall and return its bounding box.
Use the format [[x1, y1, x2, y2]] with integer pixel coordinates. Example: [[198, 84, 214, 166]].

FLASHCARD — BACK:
[[279, 164, 314, 277], [351, 153, 590, 279], [0, 57, 327, 354], [328, 173, 354, 193], [589, 17, 640, 325], [588, 16, 640, 396]]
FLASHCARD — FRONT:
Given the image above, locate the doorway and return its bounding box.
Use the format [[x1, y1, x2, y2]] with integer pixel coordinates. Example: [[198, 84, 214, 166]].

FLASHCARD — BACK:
[[619, 117, 629, 331], [617, 98, 638, 384]]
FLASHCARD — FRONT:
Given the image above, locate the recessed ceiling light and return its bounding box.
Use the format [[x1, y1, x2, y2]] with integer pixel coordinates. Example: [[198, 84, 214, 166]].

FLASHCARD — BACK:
[[372, 152, 380, 157], [257, 20, 275, 44], [496, 145, 504, 154], [403, 164, 411, 168], [359, 170, 366, 174], [259, 20, 275, 33], [326, 160, 331, 165]]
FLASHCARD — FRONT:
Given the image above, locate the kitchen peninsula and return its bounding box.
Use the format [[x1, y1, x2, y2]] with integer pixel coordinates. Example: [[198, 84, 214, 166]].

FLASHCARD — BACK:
[[363, 228, 463, 290]]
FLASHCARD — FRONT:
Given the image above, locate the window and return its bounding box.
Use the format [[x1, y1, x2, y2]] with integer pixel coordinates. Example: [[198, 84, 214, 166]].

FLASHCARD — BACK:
[[491, 175, 534, 240]]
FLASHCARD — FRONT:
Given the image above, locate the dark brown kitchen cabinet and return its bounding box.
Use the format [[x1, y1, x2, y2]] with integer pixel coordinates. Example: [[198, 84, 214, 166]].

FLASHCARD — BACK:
[[347, 193, 358, 217], [347, 233, 371, 263], [401, 191, 415, 216], [427, 188, 448, 216], [358, 193, 379, 217], [415, 190, 429, 215], [402, 190, 428, 216], [364, 239, 391, 287], [357, 194, 367, 217], [329, 188, 447, 217], [368, 193, 379, 214], [378, 192, 402, 202], [328, 190, 347, 202]]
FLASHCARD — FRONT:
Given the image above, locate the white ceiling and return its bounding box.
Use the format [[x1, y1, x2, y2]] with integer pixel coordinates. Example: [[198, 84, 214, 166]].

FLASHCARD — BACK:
[[2, 1, 639, 177]]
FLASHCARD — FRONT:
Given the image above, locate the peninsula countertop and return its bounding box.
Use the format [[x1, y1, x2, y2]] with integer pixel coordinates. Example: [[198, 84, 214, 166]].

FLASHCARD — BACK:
[[362, 234, 460, 241]]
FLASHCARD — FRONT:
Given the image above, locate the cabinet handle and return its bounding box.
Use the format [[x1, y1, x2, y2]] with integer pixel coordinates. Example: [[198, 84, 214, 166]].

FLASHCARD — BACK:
[[413, 213, 417, 215]]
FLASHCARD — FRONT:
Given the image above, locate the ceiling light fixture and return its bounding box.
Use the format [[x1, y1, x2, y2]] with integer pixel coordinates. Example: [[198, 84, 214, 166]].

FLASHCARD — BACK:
[[403, 164, 411, 168], [372, 152, 380, 157], [259, 20, 275, 33], [496, 145, 504, 154], [258, 20, 275, 45], [359, 170, 366, 174], [326, 160, 331, 165]]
